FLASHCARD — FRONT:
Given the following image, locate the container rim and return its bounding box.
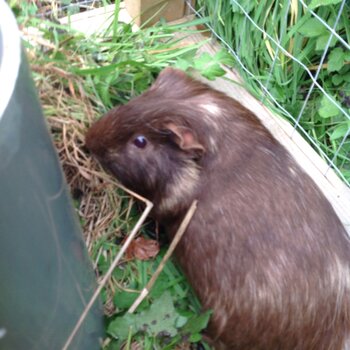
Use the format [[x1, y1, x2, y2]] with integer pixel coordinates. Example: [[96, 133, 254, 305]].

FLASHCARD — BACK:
[[0, 0, 21, 122]]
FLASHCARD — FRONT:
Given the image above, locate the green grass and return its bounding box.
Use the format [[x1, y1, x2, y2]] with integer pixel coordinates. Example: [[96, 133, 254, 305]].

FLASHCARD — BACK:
[[19, 13, 208, 111], [197, 0, 350, 184]]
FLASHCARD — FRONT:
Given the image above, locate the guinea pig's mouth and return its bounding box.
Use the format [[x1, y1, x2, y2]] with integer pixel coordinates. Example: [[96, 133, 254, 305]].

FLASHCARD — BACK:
[[97, 155, 118, 175], [86, 148, 116, 175], [99, 153, 129, 183]]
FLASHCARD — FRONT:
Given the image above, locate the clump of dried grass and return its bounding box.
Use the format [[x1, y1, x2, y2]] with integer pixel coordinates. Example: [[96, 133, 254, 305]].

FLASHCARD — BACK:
[[32, 62, 129, 252], [32, 62, 134, 316]]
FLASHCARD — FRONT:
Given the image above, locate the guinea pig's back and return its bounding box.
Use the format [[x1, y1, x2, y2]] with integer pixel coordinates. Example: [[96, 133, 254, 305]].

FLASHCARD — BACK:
[[171, 139, 350, 350]]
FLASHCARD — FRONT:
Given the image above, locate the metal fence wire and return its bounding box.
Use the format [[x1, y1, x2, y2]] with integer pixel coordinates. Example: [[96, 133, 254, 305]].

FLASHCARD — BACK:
[[188, 0, 350, 186]]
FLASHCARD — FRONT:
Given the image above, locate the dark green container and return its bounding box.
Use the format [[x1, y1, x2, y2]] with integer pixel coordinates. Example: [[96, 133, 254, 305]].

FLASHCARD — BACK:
[[0, 1, 103, 349]]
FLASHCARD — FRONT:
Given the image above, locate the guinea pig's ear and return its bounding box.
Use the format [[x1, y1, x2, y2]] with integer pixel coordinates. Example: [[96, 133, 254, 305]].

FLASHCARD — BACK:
[[166, 122, 205, 157], [151, 68, 189, 91]]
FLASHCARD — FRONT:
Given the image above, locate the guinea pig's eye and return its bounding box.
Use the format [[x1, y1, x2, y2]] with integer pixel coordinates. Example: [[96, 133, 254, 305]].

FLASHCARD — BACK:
[[133, 135, 147, 149]]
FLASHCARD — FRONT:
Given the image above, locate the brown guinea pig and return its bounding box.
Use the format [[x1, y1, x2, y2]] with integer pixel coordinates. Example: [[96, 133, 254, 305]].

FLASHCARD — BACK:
[[86, 68, 350, 350]]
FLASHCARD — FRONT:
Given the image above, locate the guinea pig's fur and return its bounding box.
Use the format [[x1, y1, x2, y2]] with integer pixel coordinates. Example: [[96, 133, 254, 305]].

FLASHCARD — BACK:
[[86, 68, 350, 349]]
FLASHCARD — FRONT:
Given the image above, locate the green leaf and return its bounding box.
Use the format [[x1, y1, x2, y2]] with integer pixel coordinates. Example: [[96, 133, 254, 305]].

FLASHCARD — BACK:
[[113, 290, 139, 310], [329, 123, 350, 141], [214, 49, 235, 66], [112, 265, 126, 280], [138, 291, 179, 337], [175, 315, 188, 328], [107, 313, 136, 341], [318, 96, 340, 118], [107, 291, 186, 343], [332, 74, 344, 86], [194, 49, 234, 80], [181, 310, 212, 335], [315, 34, 337, 51], [343, 73, 350, 83], [189, 333, 203, 342], [298, 18, 327, 37], [344, 51, 350, 61], [229, 1, 255, 14], [194, 52, 225, 80], [327, 48, 345, 73], [149, 272, 172, 299], [309, 0, 342, 9], [174, 58, 192, 71]]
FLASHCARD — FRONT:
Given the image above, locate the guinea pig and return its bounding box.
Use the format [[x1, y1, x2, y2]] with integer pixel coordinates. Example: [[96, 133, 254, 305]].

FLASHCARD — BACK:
[[85, 67, 350, 350]]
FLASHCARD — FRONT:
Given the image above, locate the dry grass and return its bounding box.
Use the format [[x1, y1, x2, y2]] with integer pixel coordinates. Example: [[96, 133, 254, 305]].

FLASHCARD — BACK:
[[33, 63, 122, 247], [31, 61, 136, 317]]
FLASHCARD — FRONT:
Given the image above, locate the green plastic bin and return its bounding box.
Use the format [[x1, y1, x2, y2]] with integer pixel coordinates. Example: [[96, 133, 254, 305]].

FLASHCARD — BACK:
[[0, 1, 104, 349]]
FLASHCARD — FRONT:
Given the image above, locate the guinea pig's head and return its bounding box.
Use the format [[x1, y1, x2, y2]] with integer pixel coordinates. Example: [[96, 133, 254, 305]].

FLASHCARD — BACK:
[[85, 68, 221, 216]]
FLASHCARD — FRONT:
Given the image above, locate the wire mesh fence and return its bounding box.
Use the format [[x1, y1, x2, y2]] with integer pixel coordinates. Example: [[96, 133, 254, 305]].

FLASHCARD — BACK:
[[190, 0, 350, 186]]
